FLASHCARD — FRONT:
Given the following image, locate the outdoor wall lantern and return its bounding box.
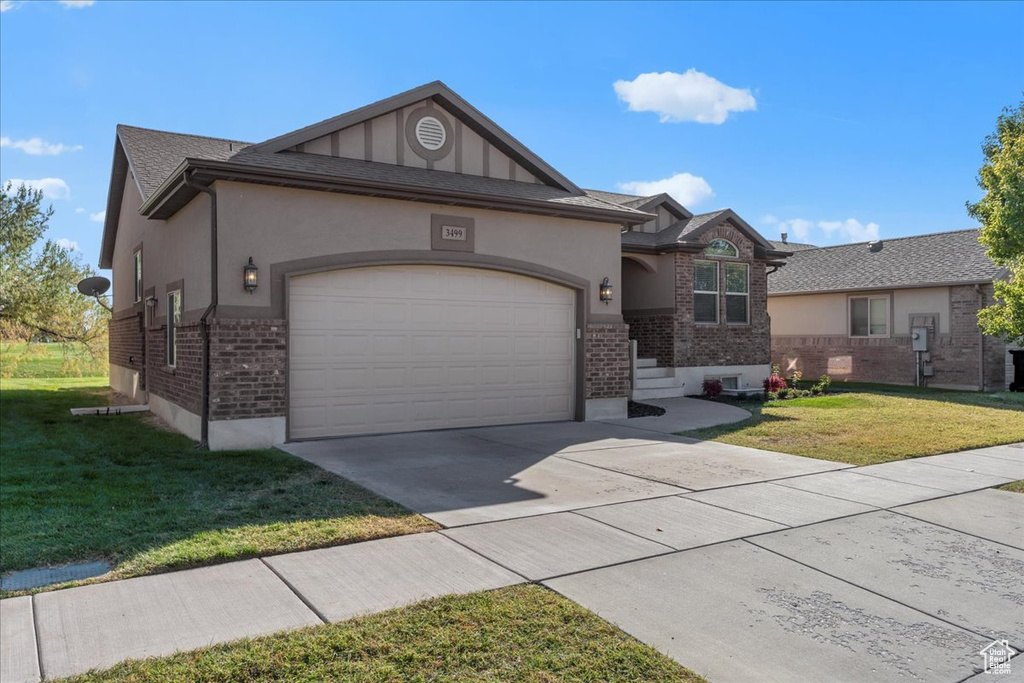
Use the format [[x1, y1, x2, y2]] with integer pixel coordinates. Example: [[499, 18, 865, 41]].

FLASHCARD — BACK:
[[599, 277, 614, 305], [243, 257, 259, 294]]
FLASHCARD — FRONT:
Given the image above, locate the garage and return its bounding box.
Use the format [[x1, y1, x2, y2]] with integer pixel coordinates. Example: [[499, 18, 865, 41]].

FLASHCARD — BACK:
[[288, 265, 576, 439]]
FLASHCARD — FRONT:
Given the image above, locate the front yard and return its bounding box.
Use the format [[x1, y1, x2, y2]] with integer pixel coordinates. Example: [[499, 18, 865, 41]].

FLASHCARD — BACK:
[[0, 378, 437, 594], [683, 383, 1024, 466]]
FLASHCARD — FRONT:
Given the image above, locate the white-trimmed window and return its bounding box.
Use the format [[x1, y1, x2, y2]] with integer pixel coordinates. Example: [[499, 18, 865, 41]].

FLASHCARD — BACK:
[[133, 249, 143, 303], [725, 262, 749, 324], [704, 238, 738, 257], [166, 289, 181, 366], [850, 295, 889, 337], [694, 260, 719, 323]]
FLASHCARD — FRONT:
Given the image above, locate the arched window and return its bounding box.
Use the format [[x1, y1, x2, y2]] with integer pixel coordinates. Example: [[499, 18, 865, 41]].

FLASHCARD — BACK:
[[704, 238, 738, 257]]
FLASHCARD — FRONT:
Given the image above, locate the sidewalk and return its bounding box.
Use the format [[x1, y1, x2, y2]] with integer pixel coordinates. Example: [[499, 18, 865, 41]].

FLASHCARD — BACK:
[[2, 443, 1021, 683]]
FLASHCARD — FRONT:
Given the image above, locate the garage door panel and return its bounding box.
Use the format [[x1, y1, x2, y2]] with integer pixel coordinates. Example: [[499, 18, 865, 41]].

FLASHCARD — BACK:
[[290, 265, 575, 439]]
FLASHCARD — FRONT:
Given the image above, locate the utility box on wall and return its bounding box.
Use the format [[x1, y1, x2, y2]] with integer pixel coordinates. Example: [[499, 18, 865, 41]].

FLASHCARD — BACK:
[[911, 327, 928, 352]]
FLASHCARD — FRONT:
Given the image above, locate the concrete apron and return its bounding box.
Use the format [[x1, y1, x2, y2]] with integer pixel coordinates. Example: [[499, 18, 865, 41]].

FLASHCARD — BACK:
[[1, 443, 1021, 683]]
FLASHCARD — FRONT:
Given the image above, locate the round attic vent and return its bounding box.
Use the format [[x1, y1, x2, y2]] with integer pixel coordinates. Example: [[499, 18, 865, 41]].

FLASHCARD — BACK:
[[415, 116, 447, 151]]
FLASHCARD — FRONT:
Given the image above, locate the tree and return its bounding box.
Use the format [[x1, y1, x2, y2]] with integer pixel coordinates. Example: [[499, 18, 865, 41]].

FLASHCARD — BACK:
[[968, 99, 1024, 344], [0, 182, 108, 358]]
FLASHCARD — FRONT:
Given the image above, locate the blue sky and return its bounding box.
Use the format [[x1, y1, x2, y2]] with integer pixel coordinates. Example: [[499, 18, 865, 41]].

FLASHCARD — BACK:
[[1, 1, 1022, 277]]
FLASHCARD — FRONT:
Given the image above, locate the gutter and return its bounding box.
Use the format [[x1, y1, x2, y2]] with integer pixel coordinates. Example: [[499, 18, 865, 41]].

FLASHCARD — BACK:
[[140, 159, 654, 226], [183, 170, 217, 448]]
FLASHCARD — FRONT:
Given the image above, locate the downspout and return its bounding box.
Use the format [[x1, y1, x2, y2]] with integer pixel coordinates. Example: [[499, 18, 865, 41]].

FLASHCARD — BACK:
[[975, 284, 985, 391], [183, 170, 217, 447]]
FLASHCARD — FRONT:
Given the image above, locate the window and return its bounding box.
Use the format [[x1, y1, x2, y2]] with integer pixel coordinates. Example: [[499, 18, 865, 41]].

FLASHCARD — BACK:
[[166, 289, 181, 366], [850, 295, 889, 337], [725, 262, 749, 324], [704, 238, 738, 257], [133, 250, 143, 303], [694, 260, 719, 323]]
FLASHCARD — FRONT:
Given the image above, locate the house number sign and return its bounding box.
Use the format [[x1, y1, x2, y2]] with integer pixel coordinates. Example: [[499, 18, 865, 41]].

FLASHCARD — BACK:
[[441, 225, 467, 241]]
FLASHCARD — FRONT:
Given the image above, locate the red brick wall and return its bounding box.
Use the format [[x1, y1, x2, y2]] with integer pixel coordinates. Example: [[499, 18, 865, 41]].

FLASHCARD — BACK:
[[771, 284, 1008, 389], [146, 323, 202, 414], [623, 312, 674, 366], [585, 323, 630, 399], [209, 319, 287, 421], [109, 312, 146, 389]]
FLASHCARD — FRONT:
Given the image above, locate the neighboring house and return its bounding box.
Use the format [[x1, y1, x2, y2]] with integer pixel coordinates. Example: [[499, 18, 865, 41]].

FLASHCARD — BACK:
[[102, 81, 657, 449], [589, 190, 790, 398], [767, 229, 1010, 390]]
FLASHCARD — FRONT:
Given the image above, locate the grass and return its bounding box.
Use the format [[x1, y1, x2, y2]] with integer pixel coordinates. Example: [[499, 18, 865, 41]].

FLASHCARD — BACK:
[[683, 383, 1024, 466], [60, 585, 704, 683], [0, 341, 106, 378], [0, 377, 438, 594], [1000, 480, 1024, 494]]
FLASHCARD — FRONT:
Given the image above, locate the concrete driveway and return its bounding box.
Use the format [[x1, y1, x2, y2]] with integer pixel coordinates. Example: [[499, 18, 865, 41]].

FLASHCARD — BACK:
[[282, 426, 1024, 683]]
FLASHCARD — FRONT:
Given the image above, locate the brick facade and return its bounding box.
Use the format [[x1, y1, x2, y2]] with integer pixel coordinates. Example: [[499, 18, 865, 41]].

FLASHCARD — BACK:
[[208, 319, 287, 421], [771, 284, 1008, 390], [624, 222, 772, 371], [108, 311, 146, 389], [585, 322, 631, 399], [146, 322, 203, 414]]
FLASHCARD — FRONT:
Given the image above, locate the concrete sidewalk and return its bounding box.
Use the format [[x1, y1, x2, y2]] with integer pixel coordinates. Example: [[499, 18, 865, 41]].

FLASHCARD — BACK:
[[2, 442, 1021, 682]]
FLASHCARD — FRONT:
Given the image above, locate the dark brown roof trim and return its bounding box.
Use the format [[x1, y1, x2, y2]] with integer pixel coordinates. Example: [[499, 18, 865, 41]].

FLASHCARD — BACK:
[[140, 158, 654, 226], [248, 81, 583, 195], [632, 193, 693, 220], [621, 242, 704, 256]]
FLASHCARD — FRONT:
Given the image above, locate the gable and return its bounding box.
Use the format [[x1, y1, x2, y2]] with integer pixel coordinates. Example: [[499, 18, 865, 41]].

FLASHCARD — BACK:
[[292, 97, 541, 183]]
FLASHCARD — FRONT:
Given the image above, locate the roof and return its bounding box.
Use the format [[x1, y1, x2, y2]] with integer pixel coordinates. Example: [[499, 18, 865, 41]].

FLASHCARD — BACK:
[[584, 189, 693, 220], [99, 82, 653, 268], [768, 228, 1004, 295], [768, 239, 819, 252]]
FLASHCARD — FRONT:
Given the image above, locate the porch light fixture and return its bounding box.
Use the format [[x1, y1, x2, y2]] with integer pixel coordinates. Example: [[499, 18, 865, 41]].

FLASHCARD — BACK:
[[243, 257, 259, 294], [599, 277, 614, 305]]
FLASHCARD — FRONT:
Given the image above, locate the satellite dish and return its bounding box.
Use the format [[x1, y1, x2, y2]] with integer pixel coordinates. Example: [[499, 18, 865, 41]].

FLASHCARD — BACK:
[[77, 276, 111, 297]]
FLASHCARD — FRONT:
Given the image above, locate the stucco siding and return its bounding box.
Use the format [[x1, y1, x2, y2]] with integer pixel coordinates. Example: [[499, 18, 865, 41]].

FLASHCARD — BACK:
[[769, 292, 848, 336], [213, 181, 622, 318], [622, 254, 674, 311], [892, 287, 951, 334]]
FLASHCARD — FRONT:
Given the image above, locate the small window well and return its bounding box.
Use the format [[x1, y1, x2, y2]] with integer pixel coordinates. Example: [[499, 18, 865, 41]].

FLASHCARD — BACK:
[[415, 116, 447, 151]]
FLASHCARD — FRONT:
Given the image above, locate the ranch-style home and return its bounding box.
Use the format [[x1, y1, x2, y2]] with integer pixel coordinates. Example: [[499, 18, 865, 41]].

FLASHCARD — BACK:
[[100, 81, 785, 449], [768, 229, 1012, 390]]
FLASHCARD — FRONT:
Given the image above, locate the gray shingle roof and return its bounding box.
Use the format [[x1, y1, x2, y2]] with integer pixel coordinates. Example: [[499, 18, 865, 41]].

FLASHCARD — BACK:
[[620, 209, 730, 248], [117, 125, 250, 199], [115, 125, 649, 219], [768, 240, 818, 252], [584, 189, 654, 207], [768, 229, 1003, 294]]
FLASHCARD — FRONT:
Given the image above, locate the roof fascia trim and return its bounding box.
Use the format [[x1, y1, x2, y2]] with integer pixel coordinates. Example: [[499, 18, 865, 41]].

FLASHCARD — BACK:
[[98, 137, 130, 269], [768, 279, 997, 297], [634, 193, 693, 220]]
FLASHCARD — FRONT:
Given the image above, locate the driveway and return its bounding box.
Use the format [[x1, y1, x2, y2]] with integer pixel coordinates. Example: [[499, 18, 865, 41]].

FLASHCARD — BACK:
[[7, 420, 1021, 683], [282, 425, 1024, 683]]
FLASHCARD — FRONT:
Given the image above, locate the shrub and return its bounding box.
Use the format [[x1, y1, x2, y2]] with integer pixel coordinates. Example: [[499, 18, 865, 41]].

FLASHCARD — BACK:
[[764, 374, 787, 392], [766, 390, 779, 401], [788, 370, 803, 389], [811, 374, 832, 394], [702, 379, 723, 399]]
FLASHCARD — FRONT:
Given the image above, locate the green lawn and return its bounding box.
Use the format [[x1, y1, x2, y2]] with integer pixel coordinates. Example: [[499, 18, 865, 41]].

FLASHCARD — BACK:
[[61, 585, 704, 683], [0, 378, 437, 594], [0, 341, 106, 378], [683, 384, 1024, 466]]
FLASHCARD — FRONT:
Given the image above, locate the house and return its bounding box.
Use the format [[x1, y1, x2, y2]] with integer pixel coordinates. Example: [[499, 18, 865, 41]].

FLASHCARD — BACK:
[[588, 190, 790, 397], [767, 229, 1011, 390], [100, 81, 781, 449]]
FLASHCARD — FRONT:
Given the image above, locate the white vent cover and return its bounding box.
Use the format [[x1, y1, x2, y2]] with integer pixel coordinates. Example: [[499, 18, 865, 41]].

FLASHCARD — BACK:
[[415, 116, 447, 151]]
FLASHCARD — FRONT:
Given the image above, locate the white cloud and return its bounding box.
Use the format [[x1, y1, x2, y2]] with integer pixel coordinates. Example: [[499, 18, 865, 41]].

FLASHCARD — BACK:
[[0, 1, 25, 12], [613, 69, 757, 124], [617, 172, 714, 207], [1, 136, 83, 155], [88, 210, 105, 222], [5, 177, 71, 199], [1, 136, 83, 156], [761, 214, 778, 225], [772, 217, 880, 244], [75, 207, 86, 213], [59, 0, 95, 7], [55, 237, 79, 251]]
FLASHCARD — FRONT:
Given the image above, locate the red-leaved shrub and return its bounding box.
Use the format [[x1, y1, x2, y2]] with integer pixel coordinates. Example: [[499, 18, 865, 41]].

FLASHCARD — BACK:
[[702, 379, 723, 399], [764, 374, 788, 392]]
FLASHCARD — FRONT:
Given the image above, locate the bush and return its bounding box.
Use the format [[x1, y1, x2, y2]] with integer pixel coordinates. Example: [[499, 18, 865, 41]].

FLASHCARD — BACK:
[[764, 374, 787, 392], [702, 379, 723, 399], [788, 370, 803, 389]]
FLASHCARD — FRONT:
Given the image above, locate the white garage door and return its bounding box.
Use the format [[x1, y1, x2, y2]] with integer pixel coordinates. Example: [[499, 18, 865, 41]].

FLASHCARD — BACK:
[[289, 265, 575, 439]]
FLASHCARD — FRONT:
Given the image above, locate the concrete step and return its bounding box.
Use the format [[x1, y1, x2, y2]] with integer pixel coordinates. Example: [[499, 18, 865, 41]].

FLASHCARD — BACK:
[[636, 358, 658, 368], [632, 385, 687, 400], [635, 376, 683, 390], [636, 367, 673, 379]]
